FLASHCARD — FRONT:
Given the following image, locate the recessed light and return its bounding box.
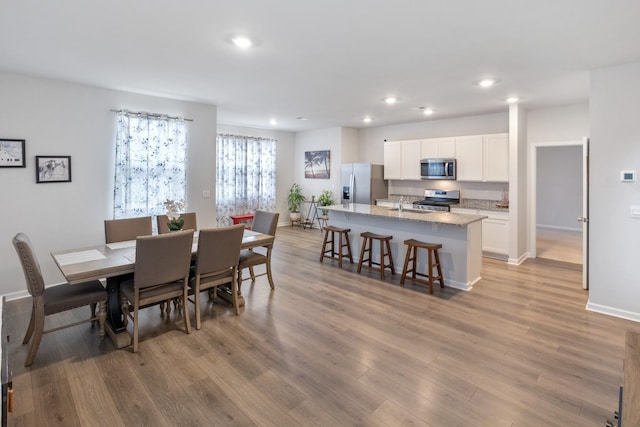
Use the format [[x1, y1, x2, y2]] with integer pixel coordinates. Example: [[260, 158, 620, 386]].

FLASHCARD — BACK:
[[506, 97, 519, 104], [363, 117, 372, 123], [478, 79, 495, 88], [423, 108, 434, 116], [384, 97, 397, 105], [296, 117, 308, 121], [269, 119, 278, 125], [232, 36, 252, 49]]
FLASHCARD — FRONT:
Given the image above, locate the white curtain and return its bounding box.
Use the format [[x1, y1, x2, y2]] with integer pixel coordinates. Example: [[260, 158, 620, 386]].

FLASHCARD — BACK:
[[216, 134, 276, 226], [113, 112, 187, 219]]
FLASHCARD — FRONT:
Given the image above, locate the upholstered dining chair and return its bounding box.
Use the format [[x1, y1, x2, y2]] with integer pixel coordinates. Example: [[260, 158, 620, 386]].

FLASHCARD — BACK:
[[188, 224, 245, 328], [119, 230, 194, 353], [12, 233, 107, 367], [104, 216, 152, 244], [156, 212, 197, 234], [238, 210, 279, 289]]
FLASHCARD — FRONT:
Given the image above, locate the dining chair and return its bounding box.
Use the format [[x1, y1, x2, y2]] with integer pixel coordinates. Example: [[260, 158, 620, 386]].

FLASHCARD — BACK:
[[238, 210, 279, 289], [104, 216, 152, 244], [188, 224, 245, 328], [119, 230, 194, 352], [12, 233, 107, 367], [156, 212, 197, 234]]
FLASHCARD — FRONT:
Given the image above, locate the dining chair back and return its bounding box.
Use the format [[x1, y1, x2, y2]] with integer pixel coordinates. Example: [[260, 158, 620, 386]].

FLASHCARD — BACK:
[[189, 224, 245, 328], [104, 216, 152, 243], [251, 210, 279, 236], [119, 230, 194, 352], [156, 212, 197, 234], [12, 232, 107, 366], [238, 210, 279, 289]]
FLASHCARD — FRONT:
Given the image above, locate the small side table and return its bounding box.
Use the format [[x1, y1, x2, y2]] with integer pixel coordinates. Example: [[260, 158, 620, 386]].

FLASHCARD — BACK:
[[302, 199, 319, 230], [230, 214, 255, 229]]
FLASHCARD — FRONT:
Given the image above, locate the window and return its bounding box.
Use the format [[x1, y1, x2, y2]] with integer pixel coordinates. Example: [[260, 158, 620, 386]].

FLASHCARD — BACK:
[[216, 134, 276, 226], [113, 111, 187, 219]]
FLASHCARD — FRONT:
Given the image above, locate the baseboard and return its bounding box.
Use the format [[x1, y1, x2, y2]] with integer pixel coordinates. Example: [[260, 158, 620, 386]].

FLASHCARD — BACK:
[[537, 224, 582, 232], [586, 301, 640, 323], [507, 252, 529, 266], [2, 289, 29, 302]]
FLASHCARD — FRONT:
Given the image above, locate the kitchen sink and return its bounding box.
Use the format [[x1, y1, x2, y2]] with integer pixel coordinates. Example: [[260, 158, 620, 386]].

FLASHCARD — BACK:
[[387, 208, 431, 214]]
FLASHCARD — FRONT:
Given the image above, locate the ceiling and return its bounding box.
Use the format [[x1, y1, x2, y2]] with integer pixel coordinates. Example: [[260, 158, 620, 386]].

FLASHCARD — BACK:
[[2, 1, 640, 132]]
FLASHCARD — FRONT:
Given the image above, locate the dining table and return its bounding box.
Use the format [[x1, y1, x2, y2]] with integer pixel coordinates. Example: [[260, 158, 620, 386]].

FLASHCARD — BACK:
[[50, 229, 275, 349]]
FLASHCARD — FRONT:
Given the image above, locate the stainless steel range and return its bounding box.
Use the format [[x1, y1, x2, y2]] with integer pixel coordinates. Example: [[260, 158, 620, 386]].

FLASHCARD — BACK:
[[412, 189, 460, 212]]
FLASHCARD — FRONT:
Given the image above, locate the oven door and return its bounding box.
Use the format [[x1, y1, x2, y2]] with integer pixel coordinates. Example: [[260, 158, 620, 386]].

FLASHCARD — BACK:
[[420, 159, 456, 180]]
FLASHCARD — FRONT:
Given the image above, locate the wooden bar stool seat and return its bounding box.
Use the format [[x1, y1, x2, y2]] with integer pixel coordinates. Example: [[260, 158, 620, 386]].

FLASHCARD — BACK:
[[357, 232, 395, 280], [400, 239, 444, 294], [320, 226, 353, 268]]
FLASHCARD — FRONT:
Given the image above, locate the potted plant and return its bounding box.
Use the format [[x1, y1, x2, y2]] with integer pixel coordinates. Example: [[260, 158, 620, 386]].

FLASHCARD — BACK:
[[317, 189, 335, 217], [163, 199, 186, 230], [287, 183, 306, 224]]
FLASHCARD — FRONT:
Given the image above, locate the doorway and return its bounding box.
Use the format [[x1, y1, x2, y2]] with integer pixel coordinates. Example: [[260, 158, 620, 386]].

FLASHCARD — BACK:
[[529, 139, 589, 289]]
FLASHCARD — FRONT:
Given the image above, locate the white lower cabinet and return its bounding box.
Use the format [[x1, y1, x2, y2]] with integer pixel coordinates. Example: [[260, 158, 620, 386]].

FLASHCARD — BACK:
[[479, 210, 509, 256], [451, 208, 509, 257]]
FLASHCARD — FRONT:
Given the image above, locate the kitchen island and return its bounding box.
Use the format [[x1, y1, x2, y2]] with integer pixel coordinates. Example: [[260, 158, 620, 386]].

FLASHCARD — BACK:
[[323, 203, 487, 290]]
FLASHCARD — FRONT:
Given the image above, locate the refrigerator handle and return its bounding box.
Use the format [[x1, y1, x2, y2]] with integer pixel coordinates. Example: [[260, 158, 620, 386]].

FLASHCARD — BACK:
[[350, 173, 355, 202]]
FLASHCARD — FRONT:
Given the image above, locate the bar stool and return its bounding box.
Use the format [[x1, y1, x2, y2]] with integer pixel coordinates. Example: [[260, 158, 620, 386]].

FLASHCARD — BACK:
[[320, 226, 353, 268], [400, 239, 444, 294], [357, 232, 395, 280]]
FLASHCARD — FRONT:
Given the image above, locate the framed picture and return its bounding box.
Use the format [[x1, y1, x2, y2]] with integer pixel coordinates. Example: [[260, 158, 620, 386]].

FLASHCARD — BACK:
[[304, 150, 330, 179], [36, 156, 72, 183], [0, 139, 26, 168]]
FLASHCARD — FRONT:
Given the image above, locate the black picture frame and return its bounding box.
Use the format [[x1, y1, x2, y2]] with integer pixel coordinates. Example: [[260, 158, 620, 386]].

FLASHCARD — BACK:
[[0, 139, 26, 168], [35, 156, 72, 183]]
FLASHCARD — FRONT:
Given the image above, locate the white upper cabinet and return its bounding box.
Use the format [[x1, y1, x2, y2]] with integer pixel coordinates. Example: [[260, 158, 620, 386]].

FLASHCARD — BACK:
[[420, 137, 455, 159], [383, 140, 403, 180], [455, 135, 484, 181], [383, 133, 508, 182], [483, 133, 509, 182], [402, 139, 422, 180], [455, 133, 509, 182]]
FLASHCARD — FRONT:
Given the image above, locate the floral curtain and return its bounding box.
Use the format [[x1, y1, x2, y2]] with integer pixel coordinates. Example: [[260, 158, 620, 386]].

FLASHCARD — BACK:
[[216, 134, 276, 226], [113, 112, 187, 219]]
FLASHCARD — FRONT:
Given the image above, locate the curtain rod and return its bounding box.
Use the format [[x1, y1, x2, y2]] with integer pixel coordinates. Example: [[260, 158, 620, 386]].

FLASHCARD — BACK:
[[110, 109, 194, 122]]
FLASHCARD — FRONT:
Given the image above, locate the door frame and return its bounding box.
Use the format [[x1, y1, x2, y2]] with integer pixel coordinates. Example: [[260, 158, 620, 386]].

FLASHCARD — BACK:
[[528, 138, 589, 289]]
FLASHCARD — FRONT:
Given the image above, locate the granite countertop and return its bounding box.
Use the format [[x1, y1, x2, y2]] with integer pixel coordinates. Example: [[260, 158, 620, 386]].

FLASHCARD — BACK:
[[323, 203, 487, 226], [377, 195, 509, 212]]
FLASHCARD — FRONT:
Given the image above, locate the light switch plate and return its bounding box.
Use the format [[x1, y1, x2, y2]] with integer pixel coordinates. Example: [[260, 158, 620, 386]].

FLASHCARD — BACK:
[[631, 205, 640, 218], [202, 190, 211, 198]]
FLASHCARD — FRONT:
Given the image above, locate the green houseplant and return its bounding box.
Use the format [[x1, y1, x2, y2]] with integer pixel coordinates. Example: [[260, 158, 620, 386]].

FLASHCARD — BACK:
[[287, 183, 306, 223], [317, 189, 335, 217]]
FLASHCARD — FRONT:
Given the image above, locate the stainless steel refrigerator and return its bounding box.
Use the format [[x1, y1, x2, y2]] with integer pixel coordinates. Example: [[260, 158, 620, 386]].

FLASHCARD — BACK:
[[340, 163, 388, 204]]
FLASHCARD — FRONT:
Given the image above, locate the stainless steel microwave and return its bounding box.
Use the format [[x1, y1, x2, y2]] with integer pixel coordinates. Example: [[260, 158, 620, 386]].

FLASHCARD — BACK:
[[420, 158, 456, 180]]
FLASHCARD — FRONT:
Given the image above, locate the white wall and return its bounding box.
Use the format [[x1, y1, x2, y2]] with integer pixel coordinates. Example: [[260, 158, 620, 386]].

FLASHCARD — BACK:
[[0, 71, 217, 296], [294, 127, 343, 205], [527, 103, 589, 232], [217, 123, 296, 225], [588, 61, 640, 321], [536, 145, 582, 230], [527, 103, 589, 143]]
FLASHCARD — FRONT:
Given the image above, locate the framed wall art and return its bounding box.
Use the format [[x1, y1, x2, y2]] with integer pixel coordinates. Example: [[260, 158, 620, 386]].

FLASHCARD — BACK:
[[36, 156, 72, 183], [0, 139, 26, 168], [304, 150, 330, 179]]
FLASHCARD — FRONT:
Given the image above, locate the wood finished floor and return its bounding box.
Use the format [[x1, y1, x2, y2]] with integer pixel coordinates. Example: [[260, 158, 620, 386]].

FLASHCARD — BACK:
[[5, 225, 638, 426], [536, 227, 583, 265]]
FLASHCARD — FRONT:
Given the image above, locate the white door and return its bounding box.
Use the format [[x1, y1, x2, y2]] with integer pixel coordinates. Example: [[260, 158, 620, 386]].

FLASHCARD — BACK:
[[578, 138, 590, 290]]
